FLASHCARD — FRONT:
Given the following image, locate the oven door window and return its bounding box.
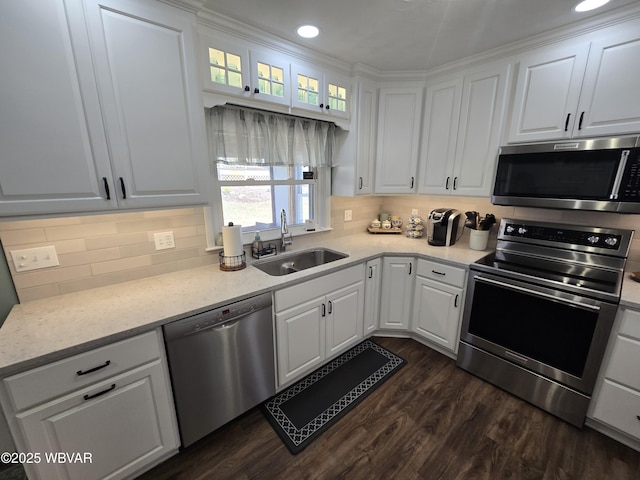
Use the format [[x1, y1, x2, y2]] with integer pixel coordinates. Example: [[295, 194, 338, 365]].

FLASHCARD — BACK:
[[467, 280, 598, 378], [493, 149, 623, 200]]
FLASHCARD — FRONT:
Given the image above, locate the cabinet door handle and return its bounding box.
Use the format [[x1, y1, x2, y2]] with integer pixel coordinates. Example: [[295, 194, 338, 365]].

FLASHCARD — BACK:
[[325, 104, 330, 110], [254, 87, 259, 94], [578, 111, 585, 130], [369, 266, 373, 278], [83, 383, 115, 401], [410, 176, 414, 189], [244, 86, 250, 92], [432, 269, 446, 276], [454, 294, 459, 308], [359, 177, 363, 190], [119, 177, 126, 199], [453, 177, 458, 190], [77, 360, 111, 376], [320, 103, 324, 109], [564, 113, 571, 132], [322, 303, 326, 317], [408, 262, 412, 275], [445, 177, 450, 190], [102, 177, 110, 200], [328, 301, 333, 314]]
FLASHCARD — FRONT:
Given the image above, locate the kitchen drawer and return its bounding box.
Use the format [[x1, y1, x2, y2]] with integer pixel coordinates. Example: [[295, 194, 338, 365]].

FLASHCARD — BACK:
[[4, 330, 162, 411], [604, 335, 640, 391], [591, 379, 640, 440], [619, 307, 640, 341], [416, 259, 466, 288], [275, 264, 364, 312]]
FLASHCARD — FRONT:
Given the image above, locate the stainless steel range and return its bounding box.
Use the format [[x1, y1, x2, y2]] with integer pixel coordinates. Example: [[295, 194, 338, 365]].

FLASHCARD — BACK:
[[457, 218, 634, 427]]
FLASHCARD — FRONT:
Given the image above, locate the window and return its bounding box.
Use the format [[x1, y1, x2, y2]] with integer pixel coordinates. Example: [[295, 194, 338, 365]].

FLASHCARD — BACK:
[[217, 164, 314, 232], [205, 106, 335, 247]]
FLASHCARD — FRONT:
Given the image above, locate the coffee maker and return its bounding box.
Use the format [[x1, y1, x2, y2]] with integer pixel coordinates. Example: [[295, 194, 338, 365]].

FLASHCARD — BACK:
[[427, 209, 462, 246]]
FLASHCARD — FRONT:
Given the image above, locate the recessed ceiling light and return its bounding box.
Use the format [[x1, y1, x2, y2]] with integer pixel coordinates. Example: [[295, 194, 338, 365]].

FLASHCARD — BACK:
[[297, 25, 320, 39], [573, 0, 611, 12]]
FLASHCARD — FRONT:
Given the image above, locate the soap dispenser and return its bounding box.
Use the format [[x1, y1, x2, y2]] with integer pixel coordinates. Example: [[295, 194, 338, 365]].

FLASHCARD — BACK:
[[252, 232, 262, 256]]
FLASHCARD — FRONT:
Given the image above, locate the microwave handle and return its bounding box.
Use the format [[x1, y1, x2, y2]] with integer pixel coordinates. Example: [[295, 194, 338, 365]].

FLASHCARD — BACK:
[[609, 150, 630, 200]]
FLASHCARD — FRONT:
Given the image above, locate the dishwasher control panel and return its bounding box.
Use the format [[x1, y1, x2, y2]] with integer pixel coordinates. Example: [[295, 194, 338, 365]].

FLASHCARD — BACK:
[[163, 292, 273, 338]]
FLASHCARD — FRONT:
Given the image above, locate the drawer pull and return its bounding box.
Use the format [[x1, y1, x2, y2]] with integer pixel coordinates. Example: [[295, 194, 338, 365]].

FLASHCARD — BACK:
[[83, 384, 115, 401], [77, 360, 111, 376], [432, 270, 446, 276]]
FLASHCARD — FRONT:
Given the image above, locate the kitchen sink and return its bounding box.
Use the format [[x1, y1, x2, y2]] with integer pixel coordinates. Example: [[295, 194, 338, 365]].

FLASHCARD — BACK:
[[253, 248, 348, 276]]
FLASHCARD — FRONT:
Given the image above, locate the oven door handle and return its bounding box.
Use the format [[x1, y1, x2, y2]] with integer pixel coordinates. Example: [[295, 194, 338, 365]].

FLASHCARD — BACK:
[[475, 275, 601, 311]]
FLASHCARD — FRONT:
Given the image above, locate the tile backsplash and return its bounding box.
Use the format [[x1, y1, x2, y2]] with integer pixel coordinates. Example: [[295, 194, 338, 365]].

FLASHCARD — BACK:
[[0, 208, 214, 303], [2, 196, 640, 303]]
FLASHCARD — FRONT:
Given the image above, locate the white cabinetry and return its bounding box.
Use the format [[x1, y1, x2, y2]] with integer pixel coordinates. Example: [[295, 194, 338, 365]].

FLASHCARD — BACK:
[[274, 264, 364, 387], [291, 64, 351, 120], [0, 0, 208, 216], [379, 257, 415, 330], [0, 331, 179, 480], [411, 259, 466, 356], [508, 17, 640, 142], [333, 76, 377, 196], [364, 258, 382, 334], [589, 307, 640, 450], [375, 87, 424, 194], [418, 62, 510, 196], [199, 31, 291, 107]]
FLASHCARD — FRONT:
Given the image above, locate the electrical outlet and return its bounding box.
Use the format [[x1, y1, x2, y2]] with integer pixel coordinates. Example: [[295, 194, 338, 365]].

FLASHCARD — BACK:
[[344, 209, 353, 221], [154, 231, 175, 250], [411, 209, 419, 216], [11, 246, 59, 272]]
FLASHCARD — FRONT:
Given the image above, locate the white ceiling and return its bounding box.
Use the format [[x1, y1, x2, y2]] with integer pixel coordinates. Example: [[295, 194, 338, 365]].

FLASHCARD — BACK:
[[200, 0, 639, 71]]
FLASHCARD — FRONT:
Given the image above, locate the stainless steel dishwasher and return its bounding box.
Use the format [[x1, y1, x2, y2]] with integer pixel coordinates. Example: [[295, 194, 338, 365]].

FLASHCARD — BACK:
[[163, 292, 275, 447]]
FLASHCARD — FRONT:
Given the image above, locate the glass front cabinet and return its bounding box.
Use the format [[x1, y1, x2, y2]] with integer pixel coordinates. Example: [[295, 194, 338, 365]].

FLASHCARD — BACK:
[[200, 33, 290, 107], [292, 63, 350, 119]]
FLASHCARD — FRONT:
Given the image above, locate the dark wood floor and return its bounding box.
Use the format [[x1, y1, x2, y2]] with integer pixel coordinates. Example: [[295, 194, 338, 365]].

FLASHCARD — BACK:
[[139, 337, 640, 480]]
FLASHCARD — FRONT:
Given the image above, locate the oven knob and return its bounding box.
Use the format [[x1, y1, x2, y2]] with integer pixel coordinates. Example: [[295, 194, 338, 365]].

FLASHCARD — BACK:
[[587, 235, 600, 244], [506, 225, 515, 234], [604, 237, 618, 246], [518, 227, 527, 235]]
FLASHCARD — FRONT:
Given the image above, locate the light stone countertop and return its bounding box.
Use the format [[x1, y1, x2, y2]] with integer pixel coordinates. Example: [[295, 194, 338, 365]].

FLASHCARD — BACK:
[[3, 230, 640, 377], [0, 232, 489, 376]]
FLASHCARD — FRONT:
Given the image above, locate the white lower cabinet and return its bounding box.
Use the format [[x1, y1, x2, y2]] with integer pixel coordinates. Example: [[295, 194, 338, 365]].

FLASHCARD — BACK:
[[363, 258, 382, 335], [0, 330, 179, 480], [379, 257, 415, 330], [275, 264, 365, 387], [411, 259, 466, 355], [589, 307, 640, 449]]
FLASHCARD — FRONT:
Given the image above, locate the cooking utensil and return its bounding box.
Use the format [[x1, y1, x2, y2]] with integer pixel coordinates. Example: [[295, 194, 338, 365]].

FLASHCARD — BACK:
[[464, 211, 478, 229], [478, 214, 496, 230]]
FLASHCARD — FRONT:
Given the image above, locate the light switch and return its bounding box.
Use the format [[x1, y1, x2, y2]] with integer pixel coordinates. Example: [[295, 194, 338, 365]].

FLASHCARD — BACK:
[[11, 246, 60, 272]]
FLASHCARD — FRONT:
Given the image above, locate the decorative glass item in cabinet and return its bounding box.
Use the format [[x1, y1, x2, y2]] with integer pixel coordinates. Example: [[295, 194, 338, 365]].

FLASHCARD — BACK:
[[328, 83, 347, 112], [298, 74, 319, 106], [209, 48, 243, 87]]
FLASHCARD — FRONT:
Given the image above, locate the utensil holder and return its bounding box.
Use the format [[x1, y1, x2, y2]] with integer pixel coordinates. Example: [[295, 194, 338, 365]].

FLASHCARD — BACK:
[[469, 229, 489, 251]]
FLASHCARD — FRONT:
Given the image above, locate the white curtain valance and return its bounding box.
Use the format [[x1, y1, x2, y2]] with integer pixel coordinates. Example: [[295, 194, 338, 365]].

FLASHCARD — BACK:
[[207, 105, 336, 168]]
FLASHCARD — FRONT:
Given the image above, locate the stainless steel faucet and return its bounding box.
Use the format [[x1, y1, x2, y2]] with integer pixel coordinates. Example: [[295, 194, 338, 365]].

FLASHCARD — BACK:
[[280, 209, 293, 251]]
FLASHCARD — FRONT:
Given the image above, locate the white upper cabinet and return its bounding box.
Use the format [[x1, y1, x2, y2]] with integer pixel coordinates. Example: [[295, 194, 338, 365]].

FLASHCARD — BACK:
[[417, 77, 463, 195], [419, 62, 510, 196], [508, 17, 640, 142], [0, 0, 208, 216], [291, 63, 351, 119], [375, 86, 424, 194], [200, 32, 291, 107], [84, 0, 208, 210], [332, 76, 377, 196], [576, 19, 640, 138], [0, 0, 117, 215]]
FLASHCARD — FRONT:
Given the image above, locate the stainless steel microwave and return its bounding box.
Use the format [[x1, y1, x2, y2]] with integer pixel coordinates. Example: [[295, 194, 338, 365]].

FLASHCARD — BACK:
[[492, 136, 640, 213]]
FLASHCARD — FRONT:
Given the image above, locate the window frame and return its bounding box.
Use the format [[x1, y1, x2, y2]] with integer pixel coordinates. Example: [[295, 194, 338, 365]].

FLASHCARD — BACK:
[[204, 164, 331, 249]]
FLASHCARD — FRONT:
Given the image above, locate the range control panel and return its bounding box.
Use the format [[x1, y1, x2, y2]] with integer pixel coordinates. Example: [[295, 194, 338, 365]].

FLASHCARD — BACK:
[[501, 222, 623, 250]]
